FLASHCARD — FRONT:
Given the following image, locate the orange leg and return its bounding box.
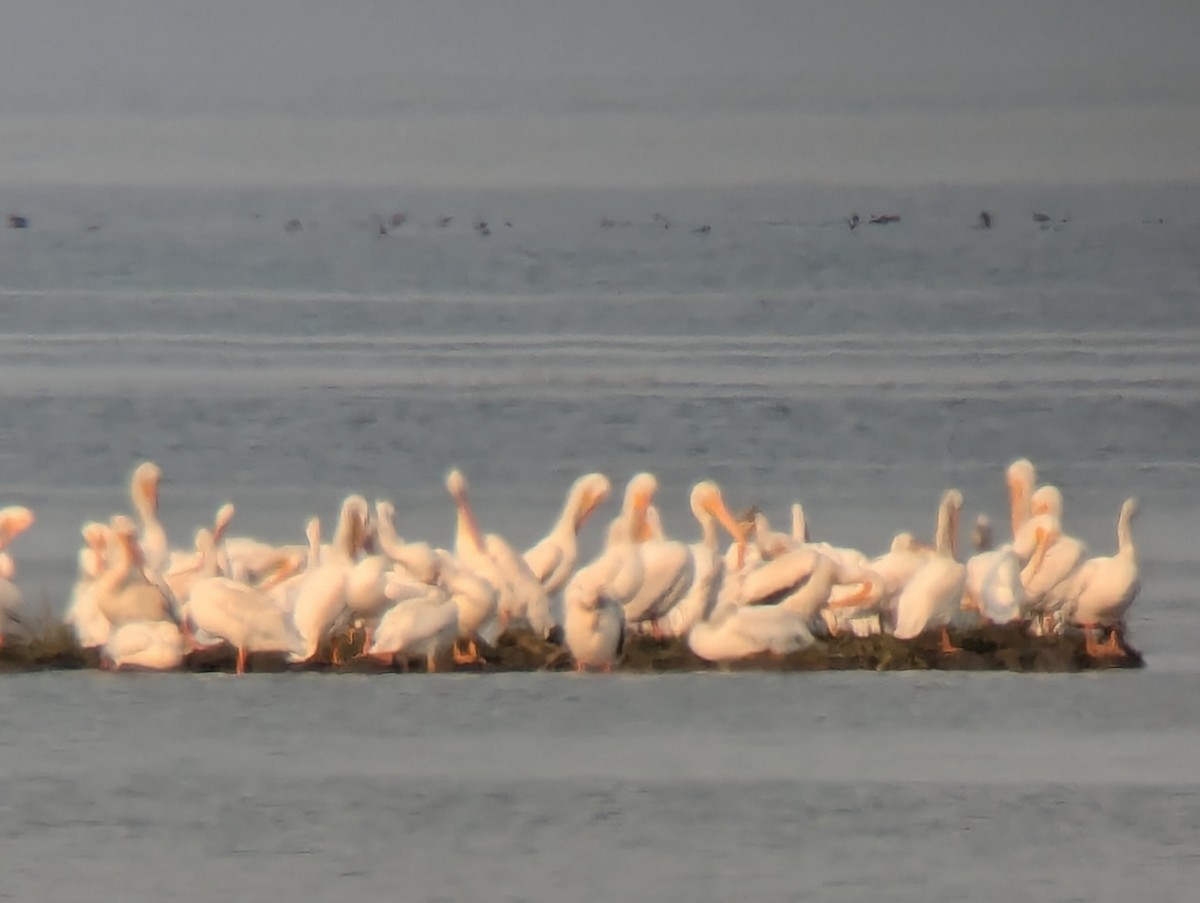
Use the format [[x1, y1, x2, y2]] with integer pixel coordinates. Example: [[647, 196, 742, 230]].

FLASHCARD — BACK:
[[453, 638, 483, 664], [939, 627, 961, 654], [236, 646, 247, 676], [1104, 628, 1123, 655]]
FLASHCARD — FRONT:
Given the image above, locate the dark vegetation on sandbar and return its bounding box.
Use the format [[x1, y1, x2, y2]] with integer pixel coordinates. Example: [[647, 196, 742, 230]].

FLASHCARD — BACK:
[[0, 612, 1144, 675]]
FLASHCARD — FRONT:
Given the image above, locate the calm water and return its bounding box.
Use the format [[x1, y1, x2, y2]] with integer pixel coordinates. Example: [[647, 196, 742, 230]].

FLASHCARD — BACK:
[[2, 181, 1199, 900]]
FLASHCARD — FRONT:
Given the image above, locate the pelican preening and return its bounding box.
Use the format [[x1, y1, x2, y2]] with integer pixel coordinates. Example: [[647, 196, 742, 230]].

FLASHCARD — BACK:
[[4, 457, 1144, 672]]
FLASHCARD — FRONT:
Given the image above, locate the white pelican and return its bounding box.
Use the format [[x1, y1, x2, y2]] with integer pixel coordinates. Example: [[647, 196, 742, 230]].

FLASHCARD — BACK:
[[374, 500, 438, 583], [102, 620, 184, 671], [654, 482, 747, 638], [608, 474, 734, 633], [446, 469, 555, 637], [342, 497, 396, 649], [130, 461, 169, 577], [720, 544, 881, 639], [1015, 485, 1087, 626], [1006, 458, 1038, 539], [687, 588, 817, 664], [965, 540, 1025, 625], [290, 510, 353, 662], [432, 550, 500, 663], [185, 574, 309, 675], [563, 546, 632, 672], [365, 587, 459, 671], [0, 506, 34, 646], [92, 516, 177, 627], [892, 489, 967, 651], [523, 472, 611, 596], [165, 503, 236, 587], [604, 473, 659, 546], [1056, 498, 1140, 656], [66, 522, 112, 649], [164, 504, 238, 603]]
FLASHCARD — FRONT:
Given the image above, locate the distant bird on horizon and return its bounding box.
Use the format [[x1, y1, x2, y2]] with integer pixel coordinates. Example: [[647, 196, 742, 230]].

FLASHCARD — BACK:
[[869, 213, 901, 225], [979, 210, 993, 229], [6, 214, 29, 229], [848, 213, 860, 230], [1032, 211, 1052, 223]]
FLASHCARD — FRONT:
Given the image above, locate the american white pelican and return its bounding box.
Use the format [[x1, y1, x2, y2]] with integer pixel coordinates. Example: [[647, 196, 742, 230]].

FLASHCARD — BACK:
[[290, 510, 353, 662], [1006, 458, 1038, 539], [965, 540, 1025, 625], [604, 473, 658, 546], [562, 546, 631, 672], [523, 472, 611, 596], [102, 620, 184, 671], [365, 587, 459, 671], [686, 599, 815, 663], [165, 503, 236, 584], [1056, 498, 1140, 656], [374, 500, 438, 583], [720, 545, 881, 640], [432, 550, 500, 663], [92, 516, 177, 627], [892, 489, 967, 651], [66, 522, 112, 648], [1015, 485, 1087, 625], [446, 469, 555, 637], [341, 497, 397, 649], [0, 506, 34, 646], [654, 481, 747, 638], [130, 461, 169, 577], [609, 474, 737, 633], [185, 575, 309, 674]]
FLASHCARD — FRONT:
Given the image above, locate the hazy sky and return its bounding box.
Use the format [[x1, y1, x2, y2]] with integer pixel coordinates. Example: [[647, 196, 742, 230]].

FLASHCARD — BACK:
[[2, 0, 1198, 187]]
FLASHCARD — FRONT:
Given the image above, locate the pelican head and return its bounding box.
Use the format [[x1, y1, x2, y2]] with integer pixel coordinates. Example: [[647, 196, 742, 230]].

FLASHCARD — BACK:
[[110, 514, 138, 537], [375, 499, 395, 527], [571, 473, 612, 530], [82, 521, 108, 549], [972, 514, 994, 553], [624, 473, 657, 514], [690, 482, 742, 536], [1030, 485, 1063, 518], [131, 461, 162, 513], [1006, 458, 1037, 488], [623, 473, 658, 542], [212, 503, 236, 543], [691, 481, 747, 565], [0, 505, 35, 548], [445, 468, 468, 501]]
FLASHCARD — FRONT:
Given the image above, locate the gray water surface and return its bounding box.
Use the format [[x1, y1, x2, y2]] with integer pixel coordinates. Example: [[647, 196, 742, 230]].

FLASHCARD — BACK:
[[2, 181, 1199, 900]]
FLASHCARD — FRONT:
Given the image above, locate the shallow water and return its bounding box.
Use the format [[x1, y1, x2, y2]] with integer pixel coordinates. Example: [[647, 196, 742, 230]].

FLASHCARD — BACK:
[[4, 671, 1200, 903], [2, 181, 1199, 900]]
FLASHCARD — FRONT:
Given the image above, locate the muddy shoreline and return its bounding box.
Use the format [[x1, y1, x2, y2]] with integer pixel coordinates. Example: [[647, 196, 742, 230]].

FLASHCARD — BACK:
[[0, 623, 1144, 675]]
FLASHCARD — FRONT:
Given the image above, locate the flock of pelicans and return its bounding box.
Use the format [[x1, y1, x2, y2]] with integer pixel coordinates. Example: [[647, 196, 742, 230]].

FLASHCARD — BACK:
[[0, 458, 1140, 673]]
